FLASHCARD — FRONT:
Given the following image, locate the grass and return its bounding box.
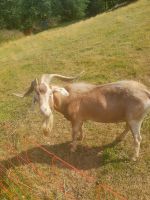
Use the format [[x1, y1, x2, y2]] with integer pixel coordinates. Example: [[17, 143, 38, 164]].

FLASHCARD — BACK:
[[0, 29, 24, 45], [0, 0, 150, 199]]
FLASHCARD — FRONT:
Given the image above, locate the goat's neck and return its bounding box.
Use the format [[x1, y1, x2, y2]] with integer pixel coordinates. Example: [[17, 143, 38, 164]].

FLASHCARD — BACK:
[[53, 92, 68, 114]]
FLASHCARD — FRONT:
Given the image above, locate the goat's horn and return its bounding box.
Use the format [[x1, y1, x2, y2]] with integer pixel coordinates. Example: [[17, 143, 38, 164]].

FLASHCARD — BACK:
[[13, 78, 38, 98], [41, 71, 84, 84]]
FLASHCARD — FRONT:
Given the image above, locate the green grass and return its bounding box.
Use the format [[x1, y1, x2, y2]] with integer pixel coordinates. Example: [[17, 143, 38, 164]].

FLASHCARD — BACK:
[[0, 0, 150, 199]]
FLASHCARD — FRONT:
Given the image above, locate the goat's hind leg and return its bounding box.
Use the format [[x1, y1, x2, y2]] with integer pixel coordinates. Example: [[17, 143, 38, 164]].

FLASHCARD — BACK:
[[70, 121, 82, 152], [115, 124, 129, 143], [77, 122, 85, 141], [128, 120, 142, 161]]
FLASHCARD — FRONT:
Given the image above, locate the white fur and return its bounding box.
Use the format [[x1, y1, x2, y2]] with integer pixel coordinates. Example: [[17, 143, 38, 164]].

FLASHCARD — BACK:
[[39, 85, 69, 116], [52, 86, 69, 96]]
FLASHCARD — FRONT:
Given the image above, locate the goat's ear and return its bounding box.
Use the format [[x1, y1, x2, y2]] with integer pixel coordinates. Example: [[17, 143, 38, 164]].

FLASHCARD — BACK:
[[52, 87, 69, 96], [13, 78, 39, 98]]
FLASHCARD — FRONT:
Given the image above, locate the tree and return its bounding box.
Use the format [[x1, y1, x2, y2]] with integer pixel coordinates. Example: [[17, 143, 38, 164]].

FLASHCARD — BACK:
[[87, 0, 105, 16], [0, 0, 21, 29], [0, 0, 130, 32], [20, 0, 52, 31], [87, 0, 128, 16], [59, 0, 89, 21]]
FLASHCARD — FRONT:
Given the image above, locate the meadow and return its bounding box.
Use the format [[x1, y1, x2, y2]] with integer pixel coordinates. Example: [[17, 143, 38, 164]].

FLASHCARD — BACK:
[[0, 0, 150, 199]]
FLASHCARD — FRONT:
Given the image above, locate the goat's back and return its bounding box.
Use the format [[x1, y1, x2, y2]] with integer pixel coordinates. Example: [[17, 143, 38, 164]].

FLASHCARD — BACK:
[[65, 80, 150, 123], [65, 82, 96, 94]]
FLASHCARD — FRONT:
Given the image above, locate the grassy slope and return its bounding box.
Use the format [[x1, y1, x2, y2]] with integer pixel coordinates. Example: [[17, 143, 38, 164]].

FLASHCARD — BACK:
[[0, 0, 150, 199], [0, 29, 23, 45]]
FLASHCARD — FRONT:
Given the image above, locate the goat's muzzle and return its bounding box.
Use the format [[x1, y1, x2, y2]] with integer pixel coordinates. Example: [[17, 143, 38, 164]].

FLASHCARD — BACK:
[[40, 106, 51, 117]]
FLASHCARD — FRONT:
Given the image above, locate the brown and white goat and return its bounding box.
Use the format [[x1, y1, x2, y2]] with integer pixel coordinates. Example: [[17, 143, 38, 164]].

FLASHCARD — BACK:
[[14, 75, 150, 161]]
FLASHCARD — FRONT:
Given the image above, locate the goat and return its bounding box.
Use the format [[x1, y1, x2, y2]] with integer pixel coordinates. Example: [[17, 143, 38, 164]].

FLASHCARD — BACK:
[[14, 75, 150, 161]]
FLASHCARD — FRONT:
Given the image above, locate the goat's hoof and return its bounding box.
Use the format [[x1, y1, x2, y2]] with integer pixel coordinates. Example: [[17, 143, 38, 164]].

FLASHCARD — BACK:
[[70, 143, 77, 152], [131, 156, 138, 162], [97, 152, 103, 157], [70, 148, 76, 152], [77, 136, 83, 141], [43, 129, 49, 137]]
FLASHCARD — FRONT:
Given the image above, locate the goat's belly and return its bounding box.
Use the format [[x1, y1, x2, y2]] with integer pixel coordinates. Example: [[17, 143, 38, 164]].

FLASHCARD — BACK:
[[92, 115, 125, 123], [84, 108, 126, 123]]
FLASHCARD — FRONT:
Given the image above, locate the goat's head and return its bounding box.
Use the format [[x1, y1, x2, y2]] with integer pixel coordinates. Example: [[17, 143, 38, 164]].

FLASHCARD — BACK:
[[13, 73, 78, 135]]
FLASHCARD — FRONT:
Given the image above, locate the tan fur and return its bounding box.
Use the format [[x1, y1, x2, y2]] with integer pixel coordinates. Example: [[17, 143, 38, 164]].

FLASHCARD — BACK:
[[54, 81, 150, 122], [14, 77, 150, 161], [53, 80, 150, 160]]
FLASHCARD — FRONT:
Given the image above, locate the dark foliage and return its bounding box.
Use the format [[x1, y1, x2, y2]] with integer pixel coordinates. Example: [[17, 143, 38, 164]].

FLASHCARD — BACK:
[[0, 0, 134, 33]]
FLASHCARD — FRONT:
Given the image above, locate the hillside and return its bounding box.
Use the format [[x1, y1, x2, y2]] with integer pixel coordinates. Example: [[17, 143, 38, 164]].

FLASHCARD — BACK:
[[0, 0, 150, 199], [0, 30, 24, 46], [0, 0, 150, 121]]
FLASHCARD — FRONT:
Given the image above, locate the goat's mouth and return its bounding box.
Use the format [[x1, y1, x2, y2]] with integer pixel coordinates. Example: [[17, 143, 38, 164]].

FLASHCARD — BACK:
[[41, 111, 51, 117]]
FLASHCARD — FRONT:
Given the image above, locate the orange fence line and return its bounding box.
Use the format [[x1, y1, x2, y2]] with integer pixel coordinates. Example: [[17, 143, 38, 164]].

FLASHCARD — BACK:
[[98, 184, 127, 200], [8, 144, 77, 200], [0, 165, 22, 198], [25, 148, 79, 200], [0, 136, 128, 200], [6, 143, 46, 179], [33, 140, 95, 182], [0, 162, 35, 196], [0, 181, 14, 198], [31, 140, 128, 200]]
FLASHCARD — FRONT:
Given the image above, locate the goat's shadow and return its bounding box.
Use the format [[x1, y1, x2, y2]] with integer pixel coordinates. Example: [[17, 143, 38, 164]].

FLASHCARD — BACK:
[[0, 137, 128, 179]]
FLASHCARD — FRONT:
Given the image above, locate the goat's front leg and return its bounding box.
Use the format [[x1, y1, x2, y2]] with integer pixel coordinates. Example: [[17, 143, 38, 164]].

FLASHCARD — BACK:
[[70, 121, 81, 152]]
